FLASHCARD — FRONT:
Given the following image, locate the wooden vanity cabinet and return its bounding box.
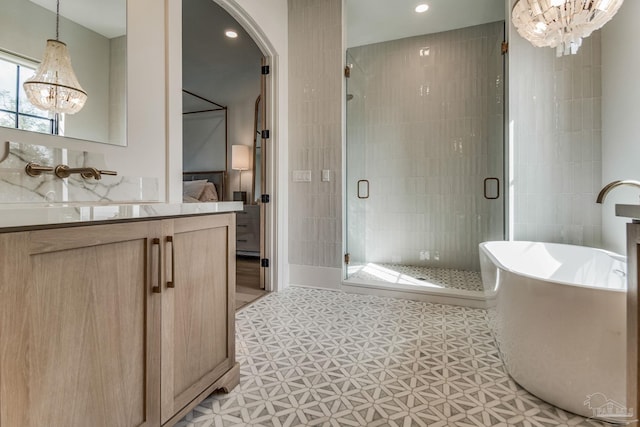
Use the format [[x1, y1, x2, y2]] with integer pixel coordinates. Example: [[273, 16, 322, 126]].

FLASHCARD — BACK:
[[0, 213, 238, 427], [0, 221, 162, 427], [160, 214, 237, 425]]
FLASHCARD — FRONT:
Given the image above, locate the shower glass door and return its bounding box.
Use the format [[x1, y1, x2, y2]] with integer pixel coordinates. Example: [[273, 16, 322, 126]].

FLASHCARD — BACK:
[[345, 21, 505, 294]]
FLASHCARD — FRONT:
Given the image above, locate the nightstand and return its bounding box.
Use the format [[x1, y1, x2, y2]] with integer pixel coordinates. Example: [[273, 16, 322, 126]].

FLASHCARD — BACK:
[[236, 204, 260, 256]]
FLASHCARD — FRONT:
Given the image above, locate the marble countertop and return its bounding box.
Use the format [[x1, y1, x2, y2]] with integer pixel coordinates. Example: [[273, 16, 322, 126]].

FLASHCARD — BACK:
[[0, 202, 243, 232]]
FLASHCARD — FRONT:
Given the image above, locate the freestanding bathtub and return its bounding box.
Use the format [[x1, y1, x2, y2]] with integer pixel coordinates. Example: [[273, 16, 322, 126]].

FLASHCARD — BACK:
[[479, 241, 627, 421]]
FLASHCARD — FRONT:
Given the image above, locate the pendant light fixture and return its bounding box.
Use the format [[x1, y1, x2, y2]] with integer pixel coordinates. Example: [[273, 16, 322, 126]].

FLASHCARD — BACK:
[[512, 0, 624, 57], [23, 0, 87, 114]]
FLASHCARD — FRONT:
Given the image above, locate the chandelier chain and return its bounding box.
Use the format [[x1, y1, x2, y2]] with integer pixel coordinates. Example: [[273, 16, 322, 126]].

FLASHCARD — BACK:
[[56, 0, 60, 40]]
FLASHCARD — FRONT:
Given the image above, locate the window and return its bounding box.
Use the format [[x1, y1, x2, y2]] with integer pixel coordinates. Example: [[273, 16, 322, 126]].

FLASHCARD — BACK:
[[0, 53, 60, 135]]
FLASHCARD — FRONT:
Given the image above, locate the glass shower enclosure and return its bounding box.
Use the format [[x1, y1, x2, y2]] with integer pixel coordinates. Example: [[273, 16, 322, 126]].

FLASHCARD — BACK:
[[345, 21, 506, 297]]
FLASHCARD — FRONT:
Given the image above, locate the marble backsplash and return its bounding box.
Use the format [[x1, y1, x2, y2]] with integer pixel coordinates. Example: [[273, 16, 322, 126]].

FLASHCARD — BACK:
[[0, 141, 159, 204]]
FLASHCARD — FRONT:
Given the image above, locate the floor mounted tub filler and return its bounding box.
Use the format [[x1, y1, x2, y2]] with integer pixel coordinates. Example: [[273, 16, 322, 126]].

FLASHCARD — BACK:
[[479, 241, 628, 422]]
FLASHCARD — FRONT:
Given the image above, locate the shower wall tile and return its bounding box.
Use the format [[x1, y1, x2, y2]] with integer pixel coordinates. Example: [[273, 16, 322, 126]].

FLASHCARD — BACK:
[[288, 0, 343, 268], [510, 29, 602, 247], [347, 22, 505, 271]]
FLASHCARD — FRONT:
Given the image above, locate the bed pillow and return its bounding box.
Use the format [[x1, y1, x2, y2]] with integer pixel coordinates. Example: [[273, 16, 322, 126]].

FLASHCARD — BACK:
[[199, 182, 219, 202], [183, 180, 208, 200]]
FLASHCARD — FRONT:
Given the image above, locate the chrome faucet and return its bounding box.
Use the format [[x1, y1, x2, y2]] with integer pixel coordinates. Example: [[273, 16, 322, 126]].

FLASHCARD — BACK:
[[596, 180, 640, 203]]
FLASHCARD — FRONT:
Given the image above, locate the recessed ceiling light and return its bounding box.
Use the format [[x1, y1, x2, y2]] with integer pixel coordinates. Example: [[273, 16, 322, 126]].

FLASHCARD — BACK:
[[415, 4, 429, 13], [225, 30, 238, 39]]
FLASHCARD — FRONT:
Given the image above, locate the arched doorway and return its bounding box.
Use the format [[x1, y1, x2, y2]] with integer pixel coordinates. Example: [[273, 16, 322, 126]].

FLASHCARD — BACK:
[[181, 0, 279, 306]]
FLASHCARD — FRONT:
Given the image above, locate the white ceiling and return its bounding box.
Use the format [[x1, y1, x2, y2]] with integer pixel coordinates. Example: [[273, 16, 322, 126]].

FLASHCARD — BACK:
[[29, 0, 126, 39], [347, 0, 506, 48], [181, 0, 506, 106], [182, 0, 262, 107]]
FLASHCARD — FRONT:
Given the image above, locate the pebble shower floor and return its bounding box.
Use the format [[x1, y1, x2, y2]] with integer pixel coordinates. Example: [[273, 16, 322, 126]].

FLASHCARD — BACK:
[[346, 264, 484, 292], [177, 287, 611, 427]]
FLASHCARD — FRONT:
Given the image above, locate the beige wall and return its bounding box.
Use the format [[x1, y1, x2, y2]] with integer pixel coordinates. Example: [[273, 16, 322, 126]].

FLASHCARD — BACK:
[[288, 0, 343, 278]]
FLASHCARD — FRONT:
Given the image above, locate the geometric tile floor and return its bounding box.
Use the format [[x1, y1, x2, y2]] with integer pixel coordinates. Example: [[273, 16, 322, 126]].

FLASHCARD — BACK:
[[347, 264, 484, 293], [177, 287, 612, 427]]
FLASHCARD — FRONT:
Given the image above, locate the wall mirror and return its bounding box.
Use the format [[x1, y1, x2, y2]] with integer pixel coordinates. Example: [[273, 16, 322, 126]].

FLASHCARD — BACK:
[[0, 0, 127, 146]]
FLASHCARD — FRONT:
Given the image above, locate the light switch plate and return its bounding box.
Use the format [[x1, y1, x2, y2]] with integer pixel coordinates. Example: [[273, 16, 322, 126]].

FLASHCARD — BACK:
[[293, 170, 312, 182], [322, 169, 330, 182]]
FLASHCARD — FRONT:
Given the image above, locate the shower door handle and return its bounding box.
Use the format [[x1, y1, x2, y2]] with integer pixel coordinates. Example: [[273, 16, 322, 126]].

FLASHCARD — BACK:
[[484, 178, 500, 200], [357, 180, 369, 199]]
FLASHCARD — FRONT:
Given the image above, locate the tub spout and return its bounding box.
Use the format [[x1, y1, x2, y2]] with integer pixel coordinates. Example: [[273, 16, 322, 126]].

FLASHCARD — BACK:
[[596, 180, 640, 204]]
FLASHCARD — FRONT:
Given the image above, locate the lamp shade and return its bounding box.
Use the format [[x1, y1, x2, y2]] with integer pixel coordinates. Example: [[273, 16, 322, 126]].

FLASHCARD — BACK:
[[23, 39, 87, 114], [232, 145, 250, 171]]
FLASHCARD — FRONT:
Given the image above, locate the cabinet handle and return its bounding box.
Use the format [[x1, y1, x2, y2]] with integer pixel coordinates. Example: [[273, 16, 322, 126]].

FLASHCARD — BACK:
[[151, 238, 162, 294], [166, 236, 175, 288]]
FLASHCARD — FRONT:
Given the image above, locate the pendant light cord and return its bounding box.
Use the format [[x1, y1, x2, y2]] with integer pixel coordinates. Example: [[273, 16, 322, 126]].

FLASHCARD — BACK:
[[56, 0, 60, 40]]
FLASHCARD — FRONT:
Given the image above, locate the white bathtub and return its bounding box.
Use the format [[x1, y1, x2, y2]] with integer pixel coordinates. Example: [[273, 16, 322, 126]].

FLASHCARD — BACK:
[[479, 241, 627, 421]]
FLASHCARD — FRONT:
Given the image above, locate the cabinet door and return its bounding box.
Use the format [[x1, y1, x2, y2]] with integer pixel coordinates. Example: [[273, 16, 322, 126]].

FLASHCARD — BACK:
[[161, 214, 236, 423], [0, 232, 30, 427], [0, 222, 161, 427]]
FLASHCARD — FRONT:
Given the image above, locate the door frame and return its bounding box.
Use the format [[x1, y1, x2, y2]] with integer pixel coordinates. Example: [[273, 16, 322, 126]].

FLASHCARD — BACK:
[[213, 0, 281, 293]]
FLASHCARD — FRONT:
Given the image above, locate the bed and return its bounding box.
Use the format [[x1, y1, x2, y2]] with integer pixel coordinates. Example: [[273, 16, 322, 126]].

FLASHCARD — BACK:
[[182, 171, 226, 202]]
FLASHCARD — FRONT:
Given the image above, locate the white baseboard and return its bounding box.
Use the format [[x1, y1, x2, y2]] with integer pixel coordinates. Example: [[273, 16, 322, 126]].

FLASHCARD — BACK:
[[288, 264, 342, 290]]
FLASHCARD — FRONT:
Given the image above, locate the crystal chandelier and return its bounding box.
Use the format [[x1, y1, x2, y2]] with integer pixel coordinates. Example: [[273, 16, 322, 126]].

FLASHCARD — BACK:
[[23, 0, 87, 114], [512, 0, 625, 56]]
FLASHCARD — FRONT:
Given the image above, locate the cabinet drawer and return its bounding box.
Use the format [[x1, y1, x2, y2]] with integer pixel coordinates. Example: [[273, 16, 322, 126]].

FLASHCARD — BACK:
[[236, 206, 259, 253], [236, 213, 252, 226]]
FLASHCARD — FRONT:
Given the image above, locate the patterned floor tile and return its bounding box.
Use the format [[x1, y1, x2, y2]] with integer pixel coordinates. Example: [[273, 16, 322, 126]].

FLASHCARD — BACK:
[[347, 264, 484, 292], [178, 287, 613, 427]]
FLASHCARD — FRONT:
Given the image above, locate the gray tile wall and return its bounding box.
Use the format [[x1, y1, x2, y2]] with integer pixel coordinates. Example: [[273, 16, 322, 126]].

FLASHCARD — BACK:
[[288, 0, 343, 268], [510, 30, 602, 247]]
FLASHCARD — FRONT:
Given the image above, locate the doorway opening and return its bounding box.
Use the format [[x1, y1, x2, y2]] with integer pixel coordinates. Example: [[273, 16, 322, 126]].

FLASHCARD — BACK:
[[182, 0, 270, 310]]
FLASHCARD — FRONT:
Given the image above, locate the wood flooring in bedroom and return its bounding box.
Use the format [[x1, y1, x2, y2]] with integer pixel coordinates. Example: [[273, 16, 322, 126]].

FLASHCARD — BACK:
[[236, 256, 268, 311]]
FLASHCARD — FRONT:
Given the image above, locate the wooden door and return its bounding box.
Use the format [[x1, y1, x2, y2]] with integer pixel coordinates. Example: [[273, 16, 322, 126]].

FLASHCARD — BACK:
[[259, 56, 268, 289], [0, 222, 161, 427], [161, 214, 236, 424]]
